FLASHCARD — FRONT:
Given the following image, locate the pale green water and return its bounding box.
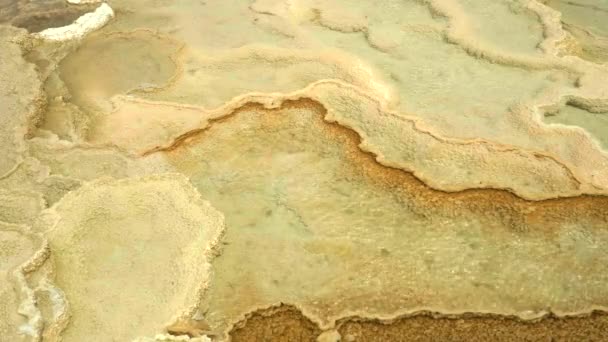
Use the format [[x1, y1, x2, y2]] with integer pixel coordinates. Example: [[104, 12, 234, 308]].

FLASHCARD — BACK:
[[163, 103, 608, 332], [544, 104, 608, 149], [544, 0, 608, 63]]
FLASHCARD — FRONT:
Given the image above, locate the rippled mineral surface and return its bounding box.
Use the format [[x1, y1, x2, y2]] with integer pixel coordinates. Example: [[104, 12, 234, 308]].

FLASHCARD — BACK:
[[1, 0, 608, 341]]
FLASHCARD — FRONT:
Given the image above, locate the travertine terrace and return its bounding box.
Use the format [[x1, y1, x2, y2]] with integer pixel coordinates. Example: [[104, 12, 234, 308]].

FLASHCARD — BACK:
[[1, 0, 608, 341]]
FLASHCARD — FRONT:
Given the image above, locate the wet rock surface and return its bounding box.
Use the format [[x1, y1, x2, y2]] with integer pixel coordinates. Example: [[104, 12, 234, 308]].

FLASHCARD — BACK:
[[1, 0, 608, 341]]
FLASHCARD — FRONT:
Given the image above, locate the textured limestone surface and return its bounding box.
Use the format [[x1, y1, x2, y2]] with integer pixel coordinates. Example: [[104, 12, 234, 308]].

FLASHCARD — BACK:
[[1, 0, 608, 341], [33, 175, 225, 341]]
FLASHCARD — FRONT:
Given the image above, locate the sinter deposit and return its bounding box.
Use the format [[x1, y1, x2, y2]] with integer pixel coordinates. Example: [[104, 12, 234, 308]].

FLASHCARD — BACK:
[[1, 0, 608, 341]]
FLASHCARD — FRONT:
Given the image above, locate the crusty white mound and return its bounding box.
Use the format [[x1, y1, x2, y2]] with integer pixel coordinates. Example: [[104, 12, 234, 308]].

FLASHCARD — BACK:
[[34, 3, 113, 41], [34, 174, 225, 341]]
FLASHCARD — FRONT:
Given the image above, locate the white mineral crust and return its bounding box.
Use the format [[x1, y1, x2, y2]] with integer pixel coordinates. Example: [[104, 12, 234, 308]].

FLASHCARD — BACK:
[[34, 3, 114, 41]]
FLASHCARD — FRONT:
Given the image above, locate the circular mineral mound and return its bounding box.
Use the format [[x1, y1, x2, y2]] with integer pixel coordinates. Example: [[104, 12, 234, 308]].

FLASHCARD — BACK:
[[34, 175, 224, 341]]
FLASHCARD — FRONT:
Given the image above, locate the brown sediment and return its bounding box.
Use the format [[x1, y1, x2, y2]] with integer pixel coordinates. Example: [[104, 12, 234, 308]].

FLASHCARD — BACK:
[[230, 304, 608, 342], [230, 305, 322, 342]]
